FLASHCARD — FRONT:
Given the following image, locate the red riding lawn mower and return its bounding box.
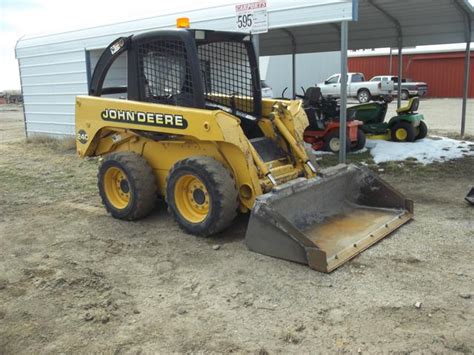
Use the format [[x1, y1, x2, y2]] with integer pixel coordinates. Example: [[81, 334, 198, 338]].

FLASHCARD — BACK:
[[298, 87, 366, 153]]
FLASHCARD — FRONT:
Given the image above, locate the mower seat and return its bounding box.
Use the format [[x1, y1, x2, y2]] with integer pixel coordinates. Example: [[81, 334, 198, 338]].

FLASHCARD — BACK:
[[304, 86, 322, 107], [397, 97, 419, 114], [304, 107, 325, 130]]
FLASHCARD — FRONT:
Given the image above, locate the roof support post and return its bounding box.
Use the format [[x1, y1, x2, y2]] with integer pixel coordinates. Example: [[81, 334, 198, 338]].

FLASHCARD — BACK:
[[367, 0, 403, 108], [252, 34, 260, 63], [454, 0, 472, 138], [339, 20, 349, 164], [282, 29, 297, 99], [461, 40, 471, 138], [397, 37, 403, 108]]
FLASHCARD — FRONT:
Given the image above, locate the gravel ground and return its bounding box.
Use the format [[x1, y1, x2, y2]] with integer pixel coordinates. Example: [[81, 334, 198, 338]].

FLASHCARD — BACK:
[[0, 105, 473, 354]]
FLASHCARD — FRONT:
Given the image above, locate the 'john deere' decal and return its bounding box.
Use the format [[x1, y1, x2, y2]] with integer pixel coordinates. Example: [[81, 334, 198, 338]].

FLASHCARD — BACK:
[[101, 109, 188, 129]]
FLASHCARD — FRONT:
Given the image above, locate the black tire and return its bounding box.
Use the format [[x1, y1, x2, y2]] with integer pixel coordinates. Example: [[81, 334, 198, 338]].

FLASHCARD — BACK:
[[390, 121, 416, 142], [416, 120, 428, 140], [357, 89, 371, 103], [401, 90, 409, 100], [323, 130, 351, 153], [353, 129, 366, 151], [98, 152, 157, 220], [166, 157, 238, 237]]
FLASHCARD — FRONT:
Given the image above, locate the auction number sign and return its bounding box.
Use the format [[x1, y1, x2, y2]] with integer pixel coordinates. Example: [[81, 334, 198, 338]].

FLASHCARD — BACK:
[[235, 0, 268, 34]]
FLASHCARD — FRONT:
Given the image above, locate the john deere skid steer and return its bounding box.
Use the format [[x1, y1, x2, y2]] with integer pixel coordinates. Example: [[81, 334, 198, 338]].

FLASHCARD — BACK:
[[75, 27, 413, 272]]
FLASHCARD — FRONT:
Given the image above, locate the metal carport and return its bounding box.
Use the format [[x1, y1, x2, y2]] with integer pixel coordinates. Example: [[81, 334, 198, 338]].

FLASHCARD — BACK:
[[16, 0, 474, 162]]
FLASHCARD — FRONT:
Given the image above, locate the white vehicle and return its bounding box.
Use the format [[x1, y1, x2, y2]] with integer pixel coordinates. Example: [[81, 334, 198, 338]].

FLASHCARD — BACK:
[[318, 72, 394, 103], [261, 80, 274, 98]]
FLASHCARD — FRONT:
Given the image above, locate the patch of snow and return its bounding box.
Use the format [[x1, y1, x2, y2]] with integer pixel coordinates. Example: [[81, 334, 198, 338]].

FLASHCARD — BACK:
[[312, 150, 334, 156], [310, 147, 368, 155], [367, 137, 474, 165], [352, 147, 368, 154]]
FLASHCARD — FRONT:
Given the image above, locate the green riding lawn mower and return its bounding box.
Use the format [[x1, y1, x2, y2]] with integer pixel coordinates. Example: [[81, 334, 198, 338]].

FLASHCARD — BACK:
[[348, 97, 428, 142]]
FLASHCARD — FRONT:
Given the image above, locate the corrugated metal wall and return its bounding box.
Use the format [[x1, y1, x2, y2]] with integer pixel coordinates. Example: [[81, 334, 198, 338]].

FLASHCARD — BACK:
[[265, 52, 341, 98], [18, 49, 89, 136], [15, 0, 354, 137], [349, 51, 474, 98]]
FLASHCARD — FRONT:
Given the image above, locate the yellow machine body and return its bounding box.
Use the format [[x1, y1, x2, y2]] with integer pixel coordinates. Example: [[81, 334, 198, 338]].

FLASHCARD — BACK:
[[76, 95, 314, 212]]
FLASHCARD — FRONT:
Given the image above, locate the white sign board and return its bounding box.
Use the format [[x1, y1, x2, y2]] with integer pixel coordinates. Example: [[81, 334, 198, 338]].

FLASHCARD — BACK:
[[235, 0, 268, 34]]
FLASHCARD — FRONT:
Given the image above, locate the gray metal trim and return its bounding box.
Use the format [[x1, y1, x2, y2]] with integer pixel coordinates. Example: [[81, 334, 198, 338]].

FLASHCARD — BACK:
[[25, 112, 74, 116], [21, 70, 86, 78], [16, 51, 28, 139], [26, 121, 75, 126], [17, 48, 85, 59], [339, 21, 349, 164], [281, 29, 297, 99], [454, 0, 472, 137], [21, 60, 85, 68], [22, 102, 74, 105], [24, 92, 86, 96], [21, 81, 88, 87]]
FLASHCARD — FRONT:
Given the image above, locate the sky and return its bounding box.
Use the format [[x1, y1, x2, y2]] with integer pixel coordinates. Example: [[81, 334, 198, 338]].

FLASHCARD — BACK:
[[0, 0, 236, 90], [1, 0, 474, 90]]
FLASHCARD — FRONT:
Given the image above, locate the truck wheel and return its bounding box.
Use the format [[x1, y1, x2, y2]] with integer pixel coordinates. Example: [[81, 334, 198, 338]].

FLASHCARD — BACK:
[[401, 90, 409, 100], [357, 89, 371, 103], [390, 121, 416, 142], [323, 130, 351, 153], [416, 120, 428, 140], [98, 152, 157, 220], [353, 129, 366, 151], [166, 157, 238, 237]]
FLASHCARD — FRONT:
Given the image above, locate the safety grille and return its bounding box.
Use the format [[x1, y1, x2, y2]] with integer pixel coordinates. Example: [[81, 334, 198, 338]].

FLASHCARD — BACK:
[[138, 39, 194, 107], [198, 41, 255, 116]]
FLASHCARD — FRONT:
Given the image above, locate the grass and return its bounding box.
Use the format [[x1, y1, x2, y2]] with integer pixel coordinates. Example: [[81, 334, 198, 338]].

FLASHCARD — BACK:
[[26, 135, 76, 151]]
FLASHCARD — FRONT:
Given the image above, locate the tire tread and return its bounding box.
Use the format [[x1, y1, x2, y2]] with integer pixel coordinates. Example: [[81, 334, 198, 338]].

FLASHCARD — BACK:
[[166, 157, 238, 236], [98, 152, 157, 220]]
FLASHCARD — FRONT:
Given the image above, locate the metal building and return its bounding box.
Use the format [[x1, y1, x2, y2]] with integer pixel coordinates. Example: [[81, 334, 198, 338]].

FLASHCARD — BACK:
[[264, 51, 341, 99], [15, 0, 357, 137], [349, 49, 474, 98]]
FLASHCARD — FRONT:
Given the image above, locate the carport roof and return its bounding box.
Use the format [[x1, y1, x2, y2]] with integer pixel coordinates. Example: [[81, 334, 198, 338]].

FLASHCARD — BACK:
[[16, 1, 473, 57], [16, 0, 356, 56], [260, 0, 474, 56]]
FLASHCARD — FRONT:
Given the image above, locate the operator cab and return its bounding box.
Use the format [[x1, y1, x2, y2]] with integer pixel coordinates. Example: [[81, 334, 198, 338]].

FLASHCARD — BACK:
[[89, 29, 262, 137]]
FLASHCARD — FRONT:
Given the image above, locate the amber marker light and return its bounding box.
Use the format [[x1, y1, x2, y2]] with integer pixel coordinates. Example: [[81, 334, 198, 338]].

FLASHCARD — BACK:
[[176, 17, 190, 28]]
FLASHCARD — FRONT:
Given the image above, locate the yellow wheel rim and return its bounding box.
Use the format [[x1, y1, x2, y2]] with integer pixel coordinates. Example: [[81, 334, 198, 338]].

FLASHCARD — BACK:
[[174, 174, 210, 223], [395, 128, 408, 141], [103, 167, 131, 209]]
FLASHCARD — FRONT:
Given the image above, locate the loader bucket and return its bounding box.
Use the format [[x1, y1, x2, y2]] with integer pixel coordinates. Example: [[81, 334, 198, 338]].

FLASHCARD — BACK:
[[246, 164, 414, 273], [466, 186, 474, 205]]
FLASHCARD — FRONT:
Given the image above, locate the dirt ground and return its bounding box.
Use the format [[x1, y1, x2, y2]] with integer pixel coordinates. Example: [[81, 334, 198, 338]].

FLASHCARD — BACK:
[[0, 105, 473, 354]]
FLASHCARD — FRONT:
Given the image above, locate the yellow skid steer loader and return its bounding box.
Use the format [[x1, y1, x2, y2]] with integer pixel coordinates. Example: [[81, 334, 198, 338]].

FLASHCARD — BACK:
[[75, 28, 413, 272]]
